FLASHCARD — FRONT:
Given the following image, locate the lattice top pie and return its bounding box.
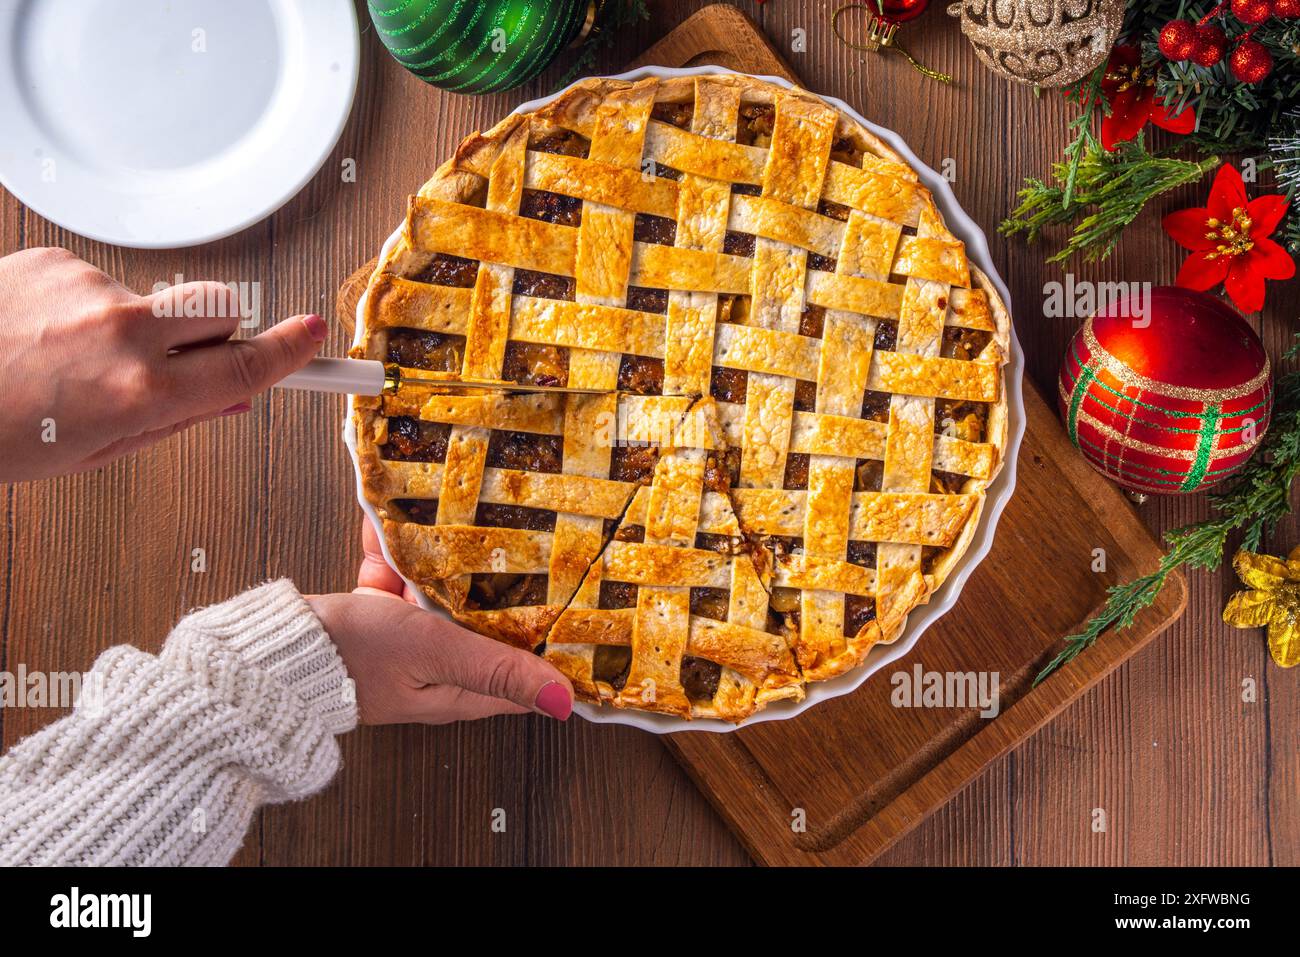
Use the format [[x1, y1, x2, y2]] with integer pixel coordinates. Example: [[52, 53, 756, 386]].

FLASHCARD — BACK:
[[352, 73, 1011, 722]]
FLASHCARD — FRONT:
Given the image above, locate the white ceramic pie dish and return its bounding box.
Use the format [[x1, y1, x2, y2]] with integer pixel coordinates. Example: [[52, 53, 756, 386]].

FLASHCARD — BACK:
[[344, 65, 1025, 734]]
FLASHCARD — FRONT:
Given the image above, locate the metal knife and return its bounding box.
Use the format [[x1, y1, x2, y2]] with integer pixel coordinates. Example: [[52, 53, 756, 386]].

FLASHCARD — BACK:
[[274, 357, 613, 396]]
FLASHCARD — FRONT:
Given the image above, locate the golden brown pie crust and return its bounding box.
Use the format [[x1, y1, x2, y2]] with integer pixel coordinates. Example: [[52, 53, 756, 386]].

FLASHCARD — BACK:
[[352, 73, 1011, 722]]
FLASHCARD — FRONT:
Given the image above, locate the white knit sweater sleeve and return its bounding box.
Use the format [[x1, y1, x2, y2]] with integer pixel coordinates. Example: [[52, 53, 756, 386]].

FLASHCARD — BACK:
[[0, 580, 357, 866]]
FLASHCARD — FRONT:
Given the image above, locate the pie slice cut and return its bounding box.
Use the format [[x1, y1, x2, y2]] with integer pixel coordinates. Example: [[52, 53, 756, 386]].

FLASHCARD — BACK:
[[546, 398, 803, 720], [358, 387, 701, 648]]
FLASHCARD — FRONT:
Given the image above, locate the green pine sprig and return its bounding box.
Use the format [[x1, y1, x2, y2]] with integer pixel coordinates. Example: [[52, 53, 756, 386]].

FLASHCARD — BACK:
[[999, 134, 1219, 263], [1036, 335, 1300, 684], [1061, 63, 1108, 208]]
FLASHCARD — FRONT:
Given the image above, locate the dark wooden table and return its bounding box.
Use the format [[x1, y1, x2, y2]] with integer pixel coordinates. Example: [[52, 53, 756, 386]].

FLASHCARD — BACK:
[[1, 0, 1295, 865]]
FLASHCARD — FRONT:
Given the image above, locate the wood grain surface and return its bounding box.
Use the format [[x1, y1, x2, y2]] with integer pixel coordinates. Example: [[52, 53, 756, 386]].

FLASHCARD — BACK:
[[1, 0, 1296, 866], [335, 5, 1189, 866]]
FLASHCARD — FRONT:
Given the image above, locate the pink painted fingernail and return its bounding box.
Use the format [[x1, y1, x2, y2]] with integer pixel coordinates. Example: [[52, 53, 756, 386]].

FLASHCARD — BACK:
[[220, 402, 252, 416], [301, 314, 328, 342], [534, 681, 572, 720]]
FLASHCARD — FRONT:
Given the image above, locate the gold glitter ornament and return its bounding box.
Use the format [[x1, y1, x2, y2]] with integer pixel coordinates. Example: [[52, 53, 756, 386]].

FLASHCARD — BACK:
[[1223, 547, 1300, 668], [946, 0, 1124, 87]]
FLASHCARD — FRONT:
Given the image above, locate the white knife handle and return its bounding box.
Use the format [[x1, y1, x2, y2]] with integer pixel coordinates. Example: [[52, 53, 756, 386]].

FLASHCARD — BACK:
[[275, 357, 387, 396]]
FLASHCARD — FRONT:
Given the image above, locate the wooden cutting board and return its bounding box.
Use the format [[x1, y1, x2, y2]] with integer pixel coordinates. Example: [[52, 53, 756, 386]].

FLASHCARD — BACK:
[[337, 3, 1187, 866]]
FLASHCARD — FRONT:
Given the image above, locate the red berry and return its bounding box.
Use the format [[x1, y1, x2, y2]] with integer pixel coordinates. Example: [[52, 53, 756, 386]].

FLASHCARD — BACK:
[[1159, 19, 1198, 60], [1193, 23, 1228, 66], [1230, 38, 1274, 82], [1272, 0, 1300, 16], [1230, 0, 1273, 23]]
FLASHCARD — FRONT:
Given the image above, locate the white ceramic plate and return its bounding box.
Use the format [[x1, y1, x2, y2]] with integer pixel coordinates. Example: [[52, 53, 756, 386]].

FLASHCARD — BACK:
[[0, 0, 359, 248], [345, 65, 1026, 734]]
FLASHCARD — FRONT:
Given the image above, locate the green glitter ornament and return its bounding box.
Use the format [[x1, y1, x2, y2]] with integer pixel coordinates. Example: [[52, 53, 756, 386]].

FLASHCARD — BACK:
[[368, 0, 596, 94]]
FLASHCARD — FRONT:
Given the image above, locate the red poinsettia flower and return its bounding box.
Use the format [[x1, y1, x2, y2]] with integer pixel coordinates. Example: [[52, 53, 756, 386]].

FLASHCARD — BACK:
[[1162, 164, 1295, 314], [1097, 45, 1195, 150]]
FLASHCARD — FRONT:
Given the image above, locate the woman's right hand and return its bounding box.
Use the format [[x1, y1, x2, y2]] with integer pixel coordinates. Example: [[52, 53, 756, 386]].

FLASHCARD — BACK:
[[0, 246, 327, 483]]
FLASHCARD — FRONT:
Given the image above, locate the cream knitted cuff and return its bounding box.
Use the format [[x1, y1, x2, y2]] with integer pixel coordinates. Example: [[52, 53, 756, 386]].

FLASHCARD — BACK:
[[0, 579, 358, 865], [180, 579, 358, 736]]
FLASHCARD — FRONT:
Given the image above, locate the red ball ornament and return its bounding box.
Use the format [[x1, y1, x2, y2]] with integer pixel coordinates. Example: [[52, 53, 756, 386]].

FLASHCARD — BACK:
[[1158, 20, 1198, 60], [1059, 288, 1273, 495], [1230, 0, 1273, 23], [1230, 38, 1274, 82], [1272, 0, 1300, 17], [879, 0, 929, 22], [1193, 23, 1229, 66]]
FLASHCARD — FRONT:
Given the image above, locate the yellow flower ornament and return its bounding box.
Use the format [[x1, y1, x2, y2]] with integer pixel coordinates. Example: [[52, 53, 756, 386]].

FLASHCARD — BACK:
[[1222, 547, 1300, 668]]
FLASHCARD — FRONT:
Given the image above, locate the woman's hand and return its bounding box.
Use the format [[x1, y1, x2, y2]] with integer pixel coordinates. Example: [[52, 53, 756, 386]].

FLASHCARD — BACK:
[[307, 520, 574, 725], [0, 246, 326, 482]]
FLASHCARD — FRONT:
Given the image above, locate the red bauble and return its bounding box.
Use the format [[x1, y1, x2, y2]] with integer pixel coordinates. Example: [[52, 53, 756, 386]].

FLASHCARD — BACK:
[[1230, 38, 1274, 82], [1273, 0, 1300, 17], [1159, 19, 1198, 60], [879, 0, 928, 22], [1230, 0, 1273, 22], [1192, 23, 1229, 66], [1058, 288, 1272, 495]]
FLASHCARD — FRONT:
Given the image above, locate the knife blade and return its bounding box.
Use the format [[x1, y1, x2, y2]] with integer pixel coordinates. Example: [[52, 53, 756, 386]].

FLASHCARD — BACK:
[[274, 357, 614, 396]]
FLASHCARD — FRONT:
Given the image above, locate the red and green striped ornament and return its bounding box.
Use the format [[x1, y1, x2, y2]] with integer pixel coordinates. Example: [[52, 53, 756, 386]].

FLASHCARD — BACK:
[[1058, 287, 1272, 495], [368, 0, 594, 94]]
